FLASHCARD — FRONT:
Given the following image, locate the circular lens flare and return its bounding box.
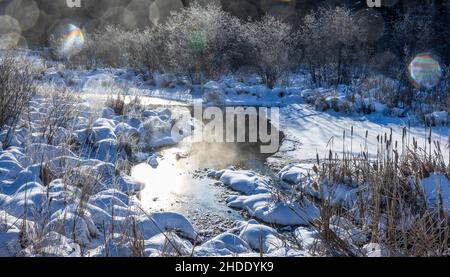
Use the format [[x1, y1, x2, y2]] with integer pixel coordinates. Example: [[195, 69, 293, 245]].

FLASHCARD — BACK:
[[53, 24, 85, 59], [408, 53, 442, 89]]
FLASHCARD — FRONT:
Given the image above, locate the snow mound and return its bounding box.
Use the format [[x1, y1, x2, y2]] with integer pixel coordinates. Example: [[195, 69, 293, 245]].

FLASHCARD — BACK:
[[139, 212, 197, 240], [47, 206, 99, 246], [228, 193, 319, 226], [294, 227, 319, 251], [363, 243, 391, 257], [420, 173, 450, 211], [279, 164, 311, 184], [24, 231, 81, 257], [197, 232, 251, 256], [25, 144, 77, 164], [216, 169, 271, 195], [144, 233, 193, 257], [0, 150, 24, 182], [234, 220, 283, 253]]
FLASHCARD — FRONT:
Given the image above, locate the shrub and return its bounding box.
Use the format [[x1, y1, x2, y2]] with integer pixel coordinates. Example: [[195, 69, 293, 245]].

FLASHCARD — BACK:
[[300, 7, 369, 86], [165, 1, 242, 84], [105, 93, 126, 116], [127, 26, 169, 73], [69, 26, 137, 69], [391, 4, 435, 58], [0, 55, 34, 146], [242, 15, 296, 89], [36, 85, 81, 145]]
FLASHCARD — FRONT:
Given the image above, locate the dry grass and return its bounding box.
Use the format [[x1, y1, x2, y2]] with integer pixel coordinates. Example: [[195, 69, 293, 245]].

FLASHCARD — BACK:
[[307, 127, 450, 256]]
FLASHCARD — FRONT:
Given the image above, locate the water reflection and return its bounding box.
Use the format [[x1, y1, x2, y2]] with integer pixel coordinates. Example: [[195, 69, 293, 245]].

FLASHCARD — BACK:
[[131, 139, 277, 220]]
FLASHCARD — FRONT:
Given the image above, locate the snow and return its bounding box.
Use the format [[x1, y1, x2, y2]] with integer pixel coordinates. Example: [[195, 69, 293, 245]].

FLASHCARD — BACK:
[[420, 173, 450, 211], [1, 51, 449, 257], [144, 232, 193, 257], [139, 212, 197, 241], [277, 103, 449, 164], [234, 220, 283, 253], [294, 227, 319, 251], [196, 232, 251, 256], [227, 193, 319, 226], [24, 231, 81, 257], [215, 169, 271, 195], [362, 243, 391, 257]]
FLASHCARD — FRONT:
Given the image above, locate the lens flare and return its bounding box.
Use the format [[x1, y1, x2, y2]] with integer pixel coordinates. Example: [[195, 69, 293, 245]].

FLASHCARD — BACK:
[[0, 15, 22, 50], [53, 24, 85, 58], [408, 53, 442, 89]]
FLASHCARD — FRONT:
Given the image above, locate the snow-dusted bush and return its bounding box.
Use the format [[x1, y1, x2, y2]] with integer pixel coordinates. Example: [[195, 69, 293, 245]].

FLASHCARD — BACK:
[[0, 55, 34, 147], [35, 86, 81, 145], [353, 76, 400, 109], [105, 93, 126, 116], [165, 1, 242, 84], [70, 26, 138, 69], [242, 16, 296, 89], [391, 4, 435, 57], [300, 7, 368, 86]]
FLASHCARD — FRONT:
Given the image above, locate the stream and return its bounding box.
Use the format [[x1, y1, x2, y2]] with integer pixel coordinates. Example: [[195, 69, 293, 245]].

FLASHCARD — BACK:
[[82, 93, 286, 238], [130, 103, 284, 238]]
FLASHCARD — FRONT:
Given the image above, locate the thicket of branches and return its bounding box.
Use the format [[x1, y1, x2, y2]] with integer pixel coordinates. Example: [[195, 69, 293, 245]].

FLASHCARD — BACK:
[[69, 1, 449, 93], [0, 55, 34, 147]]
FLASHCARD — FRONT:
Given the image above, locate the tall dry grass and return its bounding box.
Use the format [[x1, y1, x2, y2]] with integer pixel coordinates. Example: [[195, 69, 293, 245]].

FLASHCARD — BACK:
[[307, 127, 449, 256]]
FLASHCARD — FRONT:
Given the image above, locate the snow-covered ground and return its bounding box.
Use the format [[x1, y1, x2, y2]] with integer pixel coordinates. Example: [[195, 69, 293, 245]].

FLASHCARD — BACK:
[[1, 53, 450, 257]]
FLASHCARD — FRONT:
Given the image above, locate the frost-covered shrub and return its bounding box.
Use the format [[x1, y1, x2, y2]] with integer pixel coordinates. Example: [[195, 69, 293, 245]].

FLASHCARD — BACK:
[[70, 26, 138, 69], [105, 94, 126, 116], [300, 7, 368, 86], [0, 55, 34, 146], [35, 86, 81, 145], [354, 76, 400, 109], [242, 16, 295, 89], [314, 95, 329, 112], [127, 26, 169, 73], [165, 1, 242, 84], [391, 4, 435, 57]]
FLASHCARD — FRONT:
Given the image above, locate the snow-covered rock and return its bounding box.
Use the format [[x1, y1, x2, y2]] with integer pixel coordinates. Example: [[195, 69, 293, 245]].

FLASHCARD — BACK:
[[144, 233, 193, 257], [139, 212, 197, 241], [24, 231, 81, 257], [235, 220, 283, 254], [216, 169, 271, 195], [279, 164, 310, 185], [196, 232, 251, 256], [228, 193, 319, 226], [114, 123, 138, 138]]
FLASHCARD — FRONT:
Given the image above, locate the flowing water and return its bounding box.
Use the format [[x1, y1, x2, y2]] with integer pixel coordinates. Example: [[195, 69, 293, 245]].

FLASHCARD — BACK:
[[82, 93, 284, 236], [131, 106, 283, 237]]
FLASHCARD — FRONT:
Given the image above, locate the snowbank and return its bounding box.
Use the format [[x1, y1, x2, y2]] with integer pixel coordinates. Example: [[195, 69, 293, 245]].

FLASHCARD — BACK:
[[420, 173, 450, 211], [213, 169, 271, 195]]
